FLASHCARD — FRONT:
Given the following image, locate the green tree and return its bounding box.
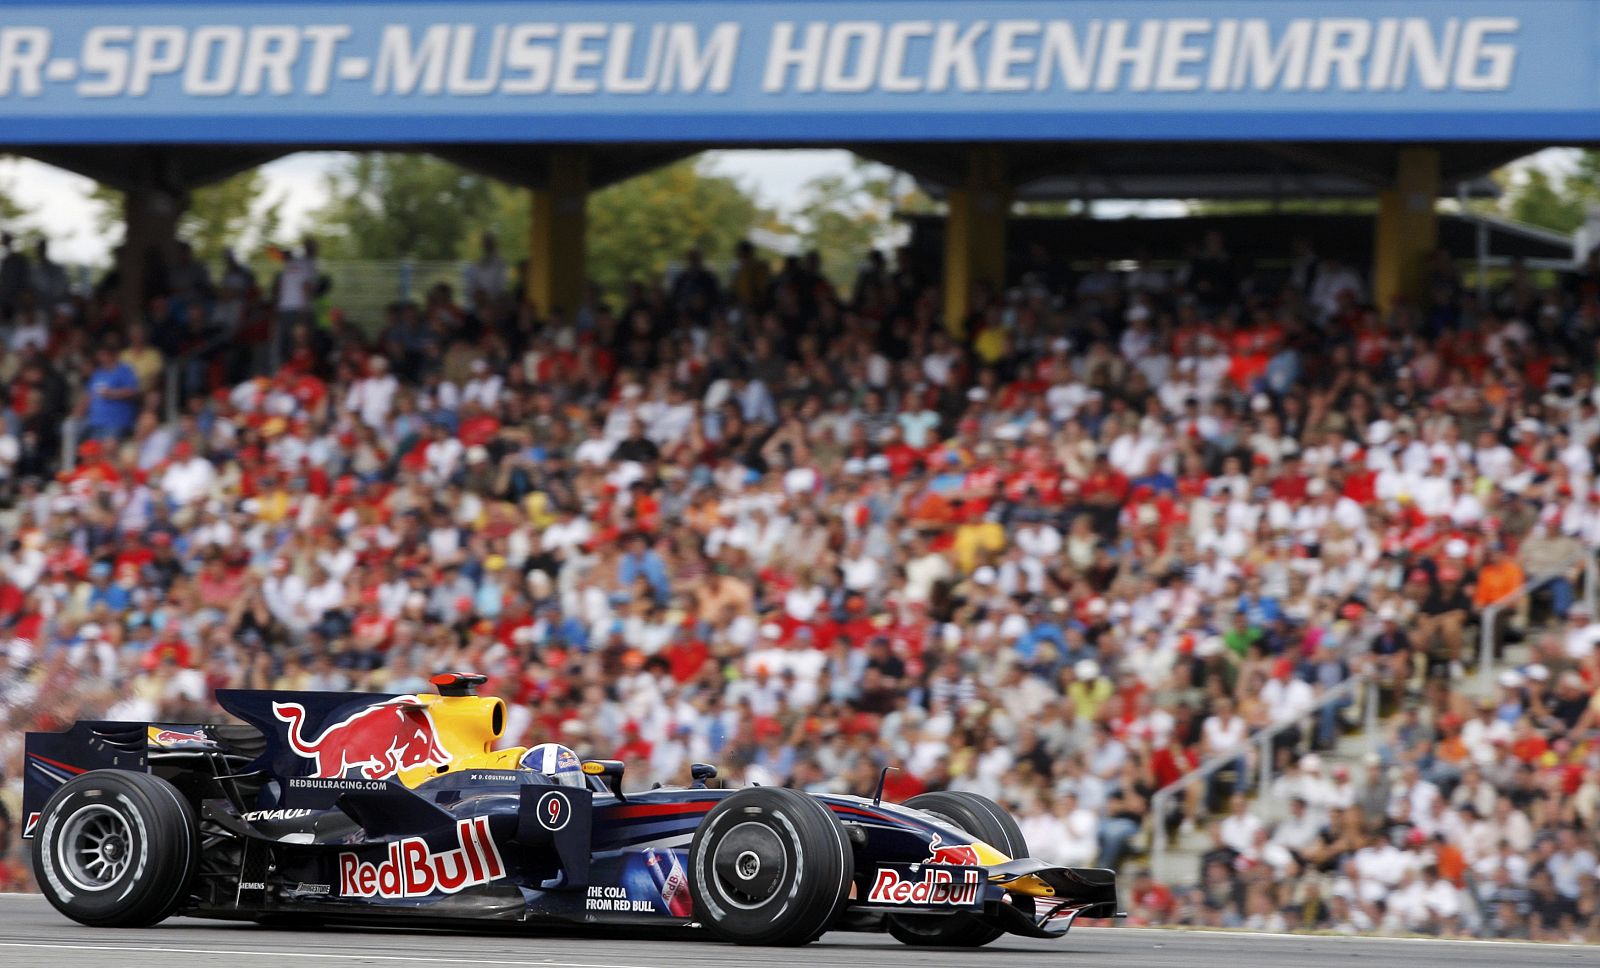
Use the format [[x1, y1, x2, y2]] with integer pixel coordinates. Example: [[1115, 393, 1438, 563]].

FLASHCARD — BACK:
[[1503, 165, 1587, 233], [1478, 150, 1600, 234], [789, 159, 931, 288], [478, 180, 532, 268], [585, 158, 763, 297], [309, 153, 494, 261], [1186, 198, 1377, 216], [90, 170, 282, 265], [0, 179, 37, 244], [183, 170, 281, 265], [0, 184, 29, 224]]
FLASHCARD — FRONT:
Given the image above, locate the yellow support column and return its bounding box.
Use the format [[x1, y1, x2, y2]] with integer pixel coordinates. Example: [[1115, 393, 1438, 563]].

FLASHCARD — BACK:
[[943, 147, 1010, 334], [1372, 147, 1440, 311], [527, 148, 590, 316]]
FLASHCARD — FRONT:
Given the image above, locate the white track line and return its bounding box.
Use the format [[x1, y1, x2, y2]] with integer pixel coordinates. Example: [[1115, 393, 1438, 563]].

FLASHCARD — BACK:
[[1084, 926, 1595, 950], [0, 941, 652, 967]]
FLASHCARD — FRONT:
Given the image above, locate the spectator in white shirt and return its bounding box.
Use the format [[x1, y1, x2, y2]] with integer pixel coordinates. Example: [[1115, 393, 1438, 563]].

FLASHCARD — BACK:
[[1388, 764, 1441, 823], [1219, 793, 1264, 855], [463, 232, 507, 311], [1561, 605, 1600, 659], [1018, 798, 1066, 864], [261, 557, 309, 631], [345, 355, 399, 429], [1262, 659, 1316, 726], [158, 440, 216, 505], [1548, 827, 1598, 899], [1049, 790, 1099, 868], [275, 238, 319, 322], [1309, 257, 1363, 321], [1271, 796, 1323, 854], [541, 506, 593, 561], [1202, 697, 1248, 759], [461, 358, 503, 408], [1352, 833, 1409, 891], [1461, 701, 1513, 764]]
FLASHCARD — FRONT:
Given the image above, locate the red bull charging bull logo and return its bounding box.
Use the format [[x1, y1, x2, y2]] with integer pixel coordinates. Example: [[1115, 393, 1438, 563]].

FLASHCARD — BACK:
[[923, 833, 981, 866], [338, 817, 504, 898], [272, 697, 450, 779]]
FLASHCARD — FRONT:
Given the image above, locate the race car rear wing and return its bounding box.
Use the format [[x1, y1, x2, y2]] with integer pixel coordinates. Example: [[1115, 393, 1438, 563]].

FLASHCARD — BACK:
[[21, 718, 260, 838], [21, 721, 150, 838]]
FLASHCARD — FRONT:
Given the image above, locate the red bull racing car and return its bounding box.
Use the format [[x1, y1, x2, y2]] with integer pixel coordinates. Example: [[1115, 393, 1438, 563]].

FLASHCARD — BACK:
[[22, 673, 1120, 946]]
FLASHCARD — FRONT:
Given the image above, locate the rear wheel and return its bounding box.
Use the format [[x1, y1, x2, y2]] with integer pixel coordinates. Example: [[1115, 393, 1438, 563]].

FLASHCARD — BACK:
[[32, 770, 199, 927], [888, 791, 1031, 947], [688, 787, 854, 946]]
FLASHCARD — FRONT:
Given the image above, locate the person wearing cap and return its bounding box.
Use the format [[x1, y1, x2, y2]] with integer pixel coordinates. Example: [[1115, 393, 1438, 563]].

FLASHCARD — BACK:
[[461, 357, 504, 409], [1560, 604, 1600, 661], [1065, 658, 1112, 721]]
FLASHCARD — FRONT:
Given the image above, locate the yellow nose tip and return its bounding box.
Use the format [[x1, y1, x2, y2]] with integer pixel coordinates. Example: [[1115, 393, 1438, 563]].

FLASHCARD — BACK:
[[998, 873, 1059, 898]]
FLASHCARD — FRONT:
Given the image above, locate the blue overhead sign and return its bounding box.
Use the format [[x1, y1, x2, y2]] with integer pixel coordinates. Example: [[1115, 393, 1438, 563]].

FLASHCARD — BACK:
[[0, 1, 1591, 143]]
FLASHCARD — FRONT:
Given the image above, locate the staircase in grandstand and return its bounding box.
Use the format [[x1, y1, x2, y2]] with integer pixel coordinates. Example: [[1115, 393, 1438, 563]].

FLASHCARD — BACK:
[[1143, 555, 1599, 885]]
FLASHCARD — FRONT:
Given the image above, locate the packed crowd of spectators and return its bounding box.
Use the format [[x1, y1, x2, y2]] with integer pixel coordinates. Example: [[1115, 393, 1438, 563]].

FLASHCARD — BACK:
[[0, 222, 1596, 940]]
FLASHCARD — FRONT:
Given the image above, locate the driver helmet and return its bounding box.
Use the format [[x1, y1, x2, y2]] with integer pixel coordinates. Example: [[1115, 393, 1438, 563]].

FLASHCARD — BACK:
[[521, 743, 585, 788]]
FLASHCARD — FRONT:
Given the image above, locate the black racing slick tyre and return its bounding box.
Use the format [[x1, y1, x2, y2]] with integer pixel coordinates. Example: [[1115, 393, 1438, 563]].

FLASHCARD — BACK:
[[31, 770, 199, 927], [688, 787, 854, 946], [888, 790, 1032, 948]]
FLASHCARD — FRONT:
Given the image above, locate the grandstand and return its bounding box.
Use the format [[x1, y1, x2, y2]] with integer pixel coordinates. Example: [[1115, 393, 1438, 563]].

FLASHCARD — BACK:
[[0, 202, 1597, 938], [1, 0, 1599, 945]]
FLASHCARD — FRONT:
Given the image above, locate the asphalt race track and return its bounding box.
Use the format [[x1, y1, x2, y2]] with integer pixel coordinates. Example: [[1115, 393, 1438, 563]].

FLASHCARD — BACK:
[[0, 894, 1592, 967]]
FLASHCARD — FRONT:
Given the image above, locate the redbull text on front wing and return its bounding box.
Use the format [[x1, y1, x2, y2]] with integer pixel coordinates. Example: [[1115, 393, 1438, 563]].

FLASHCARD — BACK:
[[867, 866, 983, 906], [273, 697, 450, 779], [338, 817, 504, 898]]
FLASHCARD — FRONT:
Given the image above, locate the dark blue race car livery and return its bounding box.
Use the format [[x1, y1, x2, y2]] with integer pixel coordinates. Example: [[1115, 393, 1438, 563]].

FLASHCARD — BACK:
[[22, 672, 1120, 947]]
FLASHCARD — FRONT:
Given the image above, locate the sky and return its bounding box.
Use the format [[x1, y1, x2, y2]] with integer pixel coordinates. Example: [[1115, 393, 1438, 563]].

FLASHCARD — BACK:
[[1, 146, 1571, 267]]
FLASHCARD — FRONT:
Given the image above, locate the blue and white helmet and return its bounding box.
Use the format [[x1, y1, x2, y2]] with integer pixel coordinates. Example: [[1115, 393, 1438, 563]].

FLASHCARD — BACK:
[[521, 743, 585, 788]]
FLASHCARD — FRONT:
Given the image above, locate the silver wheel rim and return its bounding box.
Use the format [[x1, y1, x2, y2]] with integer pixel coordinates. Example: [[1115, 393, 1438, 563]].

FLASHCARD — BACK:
[[59, 803, 133, 892], [712, 821, 788, 910]]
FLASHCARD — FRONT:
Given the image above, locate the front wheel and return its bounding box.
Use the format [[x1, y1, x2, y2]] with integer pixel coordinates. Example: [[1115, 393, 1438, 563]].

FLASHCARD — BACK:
[[688, 787, 854, 946], [32, 770, 199, 927], [888, 790, 1031, 947]]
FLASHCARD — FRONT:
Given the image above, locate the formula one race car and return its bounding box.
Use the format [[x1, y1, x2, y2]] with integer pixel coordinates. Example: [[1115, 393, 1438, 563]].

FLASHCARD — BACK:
[[22, 673, 1120, 946]]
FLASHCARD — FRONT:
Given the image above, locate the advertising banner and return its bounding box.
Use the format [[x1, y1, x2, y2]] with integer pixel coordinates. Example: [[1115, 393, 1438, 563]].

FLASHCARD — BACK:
[[0, 1, 1590, 142]]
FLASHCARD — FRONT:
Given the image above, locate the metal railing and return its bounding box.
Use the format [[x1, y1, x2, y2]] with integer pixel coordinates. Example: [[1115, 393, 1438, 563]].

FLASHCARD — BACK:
[[1589, 554, 1599, 616], [162, 342, 226, 423], [1148, 669, 1378, 878], [1475, 552, 1598, 694], [59, 418, 79, 474], [1151, 552, 1597, 876], [318, 258, 474, 330]]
